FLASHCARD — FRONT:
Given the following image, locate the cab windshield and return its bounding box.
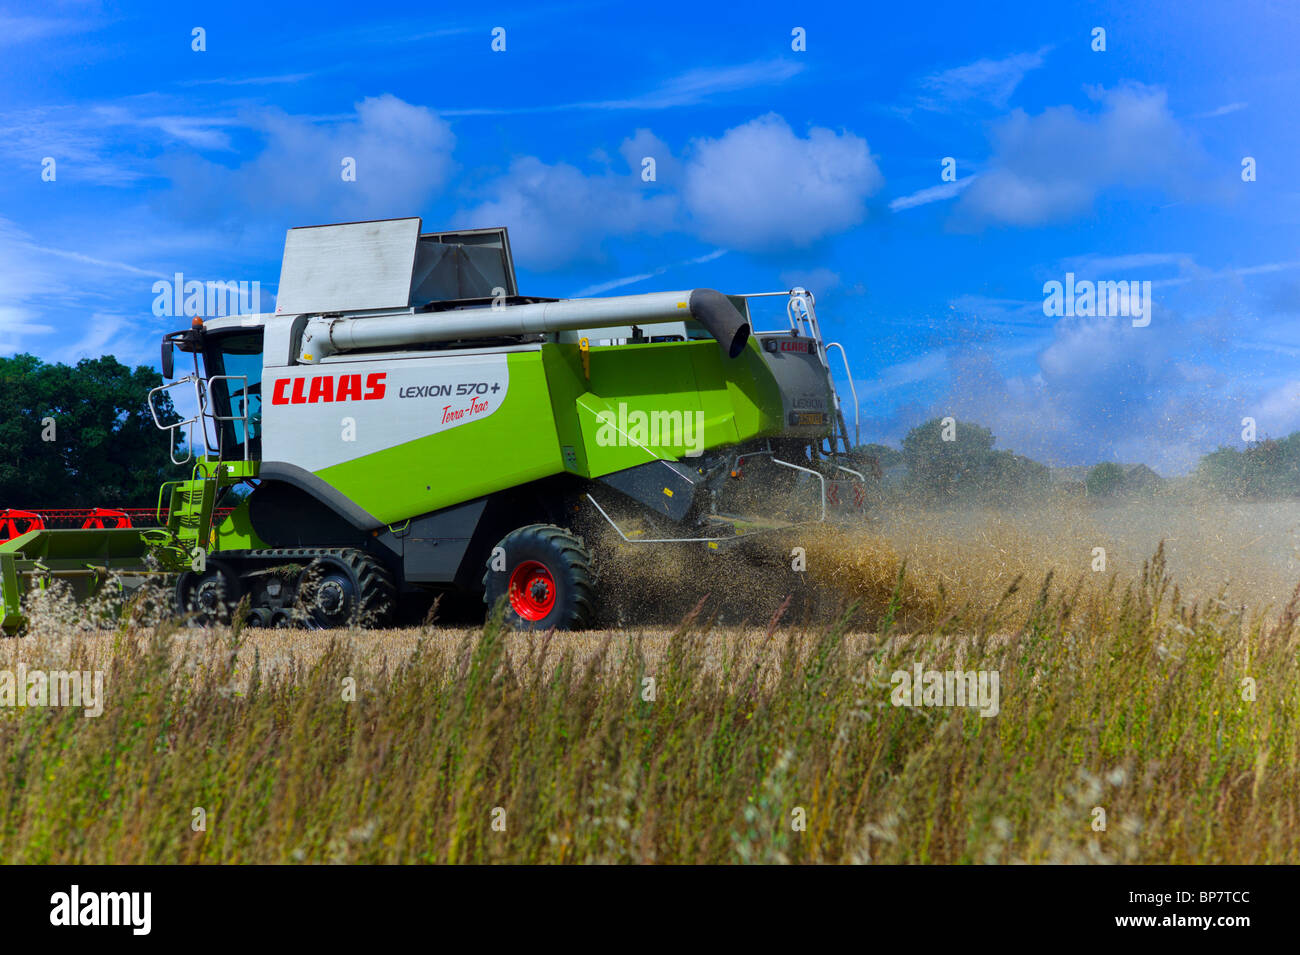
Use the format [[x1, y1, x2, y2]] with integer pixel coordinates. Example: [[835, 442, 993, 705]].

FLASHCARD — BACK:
[[203, 331, 263, 459]]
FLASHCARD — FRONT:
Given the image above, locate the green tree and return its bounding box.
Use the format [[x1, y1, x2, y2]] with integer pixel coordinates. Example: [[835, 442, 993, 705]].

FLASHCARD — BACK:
[[854, 442, 902, 469], [1195, 437, 1300, 499], [982, 449, 1051, 505], [899, 419, 1050, 505], [0, 354, 180, 507], [901, 419, 996, 501], [1085, 461, 1125, 497]]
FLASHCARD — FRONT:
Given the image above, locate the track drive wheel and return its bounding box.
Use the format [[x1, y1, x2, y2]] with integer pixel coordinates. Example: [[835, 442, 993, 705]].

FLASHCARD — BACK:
[[176, 561, 239, 627], [297, 550, 396, 630], [483, 524, 595, 631]]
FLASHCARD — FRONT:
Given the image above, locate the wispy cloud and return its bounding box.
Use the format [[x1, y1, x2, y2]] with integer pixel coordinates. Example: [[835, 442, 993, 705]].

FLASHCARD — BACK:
[[18, 241, 167, 279], [1152, 259, 1300, 289], [917, 46, 1051, 111], [571, 250, 727, 297], [0, 14, 95, 47], [441, 59, 805, 116], [1193, 102, 1248, 119], [587, 59, 804, 110], [0, 102, 243, 185], [181, 73, 315, 87], [855, 349, 950, 398], [1062, 252, 1196, 274], [890, 177, 974, 212]]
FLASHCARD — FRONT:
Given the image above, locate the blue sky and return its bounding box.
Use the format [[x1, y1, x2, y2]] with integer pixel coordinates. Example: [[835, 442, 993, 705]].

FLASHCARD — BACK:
[[1, 0, 1297, 473]]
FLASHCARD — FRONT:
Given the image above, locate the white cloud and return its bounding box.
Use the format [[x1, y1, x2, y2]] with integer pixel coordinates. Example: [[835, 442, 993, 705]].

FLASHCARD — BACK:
[[182, 72, 316, 87], [930, 308, 1239, 473], [463, 113, 882, 268], [955, 85, 1206, 227], [0, 217, 191, 360], [682, 114, 883, 250], [465, 157, 677, 270], [619, 129, 680, 184], [779, 267, 840, 295], [46, 312, 154, 366], [165, 95, 456, 221], [0, 218, 63, 351]]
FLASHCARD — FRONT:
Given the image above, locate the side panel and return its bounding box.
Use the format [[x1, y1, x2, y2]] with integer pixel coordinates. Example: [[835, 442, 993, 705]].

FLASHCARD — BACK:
[[263, 351, 564, 524], [275, 218, 421, 315], [541, 337, 787, 479]]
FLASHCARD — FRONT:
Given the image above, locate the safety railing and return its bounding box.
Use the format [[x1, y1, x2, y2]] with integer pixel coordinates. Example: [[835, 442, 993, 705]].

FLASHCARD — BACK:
[[147, 374, 250, 464], [148, 375, 205, 466]]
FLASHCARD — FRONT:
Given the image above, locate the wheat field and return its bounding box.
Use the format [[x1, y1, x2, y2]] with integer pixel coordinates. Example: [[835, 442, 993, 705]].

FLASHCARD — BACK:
[[1, 500, 1297, 863]]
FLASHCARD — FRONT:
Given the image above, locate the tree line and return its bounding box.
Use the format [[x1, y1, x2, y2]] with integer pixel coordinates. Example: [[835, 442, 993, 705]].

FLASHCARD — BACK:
[[858, 418, 1300, 504], [0, 354, 180, 508]]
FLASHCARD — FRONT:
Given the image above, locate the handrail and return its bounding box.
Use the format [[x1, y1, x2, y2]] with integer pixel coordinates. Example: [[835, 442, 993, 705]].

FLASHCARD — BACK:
[[825, 342, 859, 448], [148, 375, 205, 464], [201, 374, 251, 461]]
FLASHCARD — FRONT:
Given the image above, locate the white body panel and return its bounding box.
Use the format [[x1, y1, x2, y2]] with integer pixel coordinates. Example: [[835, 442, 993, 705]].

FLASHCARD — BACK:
[[262, 353, 509, 472]]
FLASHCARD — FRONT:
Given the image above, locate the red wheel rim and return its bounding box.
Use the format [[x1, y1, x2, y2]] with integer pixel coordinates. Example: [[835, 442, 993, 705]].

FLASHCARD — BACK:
[[508, 560, 556, 621]]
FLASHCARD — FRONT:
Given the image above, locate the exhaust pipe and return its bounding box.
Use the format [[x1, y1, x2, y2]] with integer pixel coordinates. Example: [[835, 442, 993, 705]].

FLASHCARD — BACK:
[[298, 289, 751, 363]]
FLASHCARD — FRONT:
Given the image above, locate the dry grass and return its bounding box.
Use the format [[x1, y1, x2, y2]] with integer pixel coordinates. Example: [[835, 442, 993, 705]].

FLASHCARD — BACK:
[[1, 500, 1298, 863]]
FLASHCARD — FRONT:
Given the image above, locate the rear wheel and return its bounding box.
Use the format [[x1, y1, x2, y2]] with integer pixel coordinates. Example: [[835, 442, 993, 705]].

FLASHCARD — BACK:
[[297, 550, 396, 630], [483, 524, 595, 631]]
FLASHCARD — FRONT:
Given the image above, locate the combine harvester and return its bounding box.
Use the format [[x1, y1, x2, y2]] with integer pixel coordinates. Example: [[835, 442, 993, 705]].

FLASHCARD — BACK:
[[0, 217, 866, 633]]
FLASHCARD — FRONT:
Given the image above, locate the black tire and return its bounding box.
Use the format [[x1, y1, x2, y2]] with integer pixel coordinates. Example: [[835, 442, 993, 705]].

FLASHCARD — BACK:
[[176, 561, 239, 627], [297, 550, 396, 630], [483, 524, 595, 631]]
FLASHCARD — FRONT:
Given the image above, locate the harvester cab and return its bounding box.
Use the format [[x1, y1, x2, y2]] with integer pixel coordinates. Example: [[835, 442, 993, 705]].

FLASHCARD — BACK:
[[1, 216, 868, 634]]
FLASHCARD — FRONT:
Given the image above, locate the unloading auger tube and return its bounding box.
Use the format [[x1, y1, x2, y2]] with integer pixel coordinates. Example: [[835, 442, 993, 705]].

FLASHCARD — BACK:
[[296, 288, 751, 363]]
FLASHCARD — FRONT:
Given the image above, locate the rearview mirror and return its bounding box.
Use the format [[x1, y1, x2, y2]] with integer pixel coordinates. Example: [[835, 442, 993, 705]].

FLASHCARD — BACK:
[[161, 339, 174, 379]]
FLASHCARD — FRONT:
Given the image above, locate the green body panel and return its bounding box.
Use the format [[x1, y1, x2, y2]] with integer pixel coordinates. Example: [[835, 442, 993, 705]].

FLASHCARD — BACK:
[[559, 336, 785, 471], [315, 353, 566, 524], [213, 498, 266, 552], [570, 337, 784, 473], [0, 527, 149, 563], [164, 458, 262, 555], [310, 338, 789, 525]]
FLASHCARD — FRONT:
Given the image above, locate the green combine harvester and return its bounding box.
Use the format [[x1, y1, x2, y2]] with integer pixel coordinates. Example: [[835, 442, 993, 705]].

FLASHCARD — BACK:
[[0, 217, 866, 633]]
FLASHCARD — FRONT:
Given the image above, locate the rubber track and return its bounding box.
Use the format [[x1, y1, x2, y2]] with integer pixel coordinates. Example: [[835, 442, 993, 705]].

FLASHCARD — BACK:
[[222, 547, 396, 629]]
